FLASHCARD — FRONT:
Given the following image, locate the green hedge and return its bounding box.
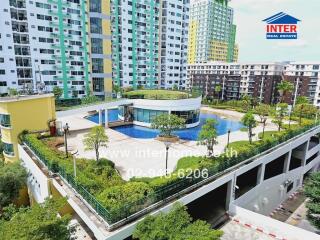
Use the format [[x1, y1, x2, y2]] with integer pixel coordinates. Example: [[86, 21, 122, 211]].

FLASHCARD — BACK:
[[123, 90, 189, 100]]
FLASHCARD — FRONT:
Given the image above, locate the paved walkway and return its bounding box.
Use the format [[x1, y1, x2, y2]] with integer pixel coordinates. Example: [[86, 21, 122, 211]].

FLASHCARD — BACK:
[[65, 107, 278, 180], [286, 199, 319, 234]]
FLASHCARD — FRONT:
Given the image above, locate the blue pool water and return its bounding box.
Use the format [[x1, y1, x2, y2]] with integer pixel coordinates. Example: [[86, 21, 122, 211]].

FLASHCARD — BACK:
[[86, 109, 243, 141]]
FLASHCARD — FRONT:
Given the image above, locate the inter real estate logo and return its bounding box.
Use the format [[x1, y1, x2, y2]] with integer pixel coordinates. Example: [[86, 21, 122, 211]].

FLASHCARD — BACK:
[[263, 12, 301, 40]]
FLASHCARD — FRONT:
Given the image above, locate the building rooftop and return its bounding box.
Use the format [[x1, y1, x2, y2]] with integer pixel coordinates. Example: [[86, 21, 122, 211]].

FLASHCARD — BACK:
[[0, 93, 54, 103]]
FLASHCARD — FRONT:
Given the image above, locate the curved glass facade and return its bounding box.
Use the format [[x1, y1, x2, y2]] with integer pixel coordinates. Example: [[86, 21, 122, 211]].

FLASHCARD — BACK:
[[119, 107, 200, 125]]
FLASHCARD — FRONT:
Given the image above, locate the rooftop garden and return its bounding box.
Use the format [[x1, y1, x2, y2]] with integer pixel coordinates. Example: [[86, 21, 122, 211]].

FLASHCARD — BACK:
[[21, 88, 320, 225], [123, 90, 194, 100]]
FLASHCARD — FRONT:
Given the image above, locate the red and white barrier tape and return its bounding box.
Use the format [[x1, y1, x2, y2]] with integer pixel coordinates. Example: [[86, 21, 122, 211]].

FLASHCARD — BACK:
[[231, 217, 287, 240]]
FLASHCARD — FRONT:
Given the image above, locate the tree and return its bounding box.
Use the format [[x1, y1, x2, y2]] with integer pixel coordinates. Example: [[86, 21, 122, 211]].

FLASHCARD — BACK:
[[52, 86, 63, 100], [151, 113, 185, 137], [241, 112, 257, 144], [81, 95, 100, 105], [272, 103, 288, 131], [0, 198, 72, 240], [277, 80, 294, 103], [8, 88, 18, 96], [255, 104, 270, 123], [294, 104, 318, 126], [304, 172, 320, 229], [296, 96, 309, 105], [198, 119, 218, 157], [241, 94, 252, 112], [83, 126, 108, 161], [214, 85, 221, 100], [0, 162, 27, 209], [133, 203, 223, 240], [113, 84, 122, 94]]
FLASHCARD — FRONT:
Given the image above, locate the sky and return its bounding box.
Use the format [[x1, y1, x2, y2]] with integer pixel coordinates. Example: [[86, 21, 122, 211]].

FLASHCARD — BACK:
[[229, 0, 320, 62]]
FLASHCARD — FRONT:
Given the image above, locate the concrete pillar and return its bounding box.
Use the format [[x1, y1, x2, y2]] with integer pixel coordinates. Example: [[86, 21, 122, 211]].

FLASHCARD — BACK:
[[257, 164, 265, 184], [284, 151, 291, 173], [105, 109, 108, 128], [226, 180, 234, 210], [98, 109, 103, 126]]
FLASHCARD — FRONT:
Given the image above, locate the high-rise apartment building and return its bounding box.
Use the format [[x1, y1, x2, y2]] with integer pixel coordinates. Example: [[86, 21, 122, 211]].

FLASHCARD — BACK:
[[187, 0, 238, 64], [159, 0, 189, 89], [110, 0, 190, 89], [111, 0, 161, 89], [0, 0, 112, 99]]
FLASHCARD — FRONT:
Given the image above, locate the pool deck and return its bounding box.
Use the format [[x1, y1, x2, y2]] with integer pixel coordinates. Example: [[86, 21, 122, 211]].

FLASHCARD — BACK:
[[62, 107, 279, 180]]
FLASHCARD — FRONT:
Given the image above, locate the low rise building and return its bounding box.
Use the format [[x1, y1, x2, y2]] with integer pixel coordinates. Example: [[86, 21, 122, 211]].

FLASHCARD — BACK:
[[0, 93, 55, 162], [283, 62, 320, 107], [187, 61, 320, 106]]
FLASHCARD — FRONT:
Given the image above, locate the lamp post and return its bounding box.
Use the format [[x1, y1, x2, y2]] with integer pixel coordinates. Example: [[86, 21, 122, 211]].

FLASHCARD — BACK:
[[227, 129, 231, 147], [71, 150, 78, 178], [63, 123, 70, 158], [164, 141, 172, 175]]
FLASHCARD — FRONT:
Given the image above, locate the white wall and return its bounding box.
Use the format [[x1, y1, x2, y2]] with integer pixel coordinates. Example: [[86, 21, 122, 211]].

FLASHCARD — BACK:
[[18, 144, 49, 203], [229, 205, 320, 240]]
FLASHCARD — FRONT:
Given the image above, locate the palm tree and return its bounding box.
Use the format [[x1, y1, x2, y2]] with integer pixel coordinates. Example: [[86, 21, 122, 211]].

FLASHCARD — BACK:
[[277, 80, 294, 103]]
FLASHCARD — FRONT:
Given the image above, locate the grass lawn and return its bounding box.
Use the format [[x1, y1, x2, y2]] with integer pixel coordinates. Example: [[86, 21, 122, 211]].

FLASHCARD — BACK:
[[123, 90, 189, 100], [226, 140, 257, 152], [258, 131, 281, 140]]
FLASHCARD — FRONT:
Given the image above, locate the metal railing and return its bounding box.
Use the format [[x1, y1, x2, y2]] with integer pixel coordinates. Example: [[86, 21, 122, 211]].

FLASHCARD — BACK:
[[22, 123, 320, 228]]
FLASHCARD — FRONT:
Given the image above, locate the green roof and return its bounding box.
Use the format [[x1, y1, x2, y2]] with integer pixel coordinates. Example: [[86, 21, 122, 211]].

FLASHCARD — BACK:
[[123, 90, 190, 100]]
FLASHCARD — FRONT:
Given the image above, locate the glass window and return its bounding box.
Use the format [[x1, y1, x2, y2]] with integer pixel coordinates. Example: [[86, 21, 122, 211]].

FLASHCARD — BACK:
[[92, 77, 104, 92], [137, 109, 143, 122], [149, 110, 157, 122], [143, 109, 150, 123], [90, 0, 101, 12], [90, 18, 102, 34], [0, 114, 11, 127], [91, 38, 103, 54], [3, 142, 14, 156], [92, 58, 103, 73]]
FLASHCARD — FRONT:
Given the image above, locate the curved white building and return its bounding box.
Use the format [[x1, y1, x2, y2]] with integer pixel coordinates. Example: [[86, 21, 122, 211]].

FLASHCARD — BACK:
[[118, 96, 202, 128]]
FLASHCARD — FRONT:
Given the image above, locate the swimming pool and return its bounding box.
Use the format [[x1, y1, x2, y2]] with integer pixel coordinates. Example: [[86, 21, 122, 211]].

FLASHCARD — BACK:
[[86, 109, 243, 141]]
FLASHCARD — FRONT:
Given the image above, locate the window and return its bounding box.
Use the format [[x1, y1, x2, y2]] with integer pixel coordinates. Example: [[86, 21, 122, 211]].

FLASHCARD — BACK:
[[0, 70, 5, 75], [67, 0, 80, 3], [0, 58, 4, 63], [40, 48, 54, 54], [90, 17, 102, 34], [37, 14, 52, 21], [38, 26, 52, 32], [67, 8, 80, 14], [92, 58, 103, 73], [90, 0, 101, 12], [91, 38, 103, 54], [92, 78, 104, 92], [35, 2, 51, 9], [0, 114, 11, 127], [3, 142, 14, 156]]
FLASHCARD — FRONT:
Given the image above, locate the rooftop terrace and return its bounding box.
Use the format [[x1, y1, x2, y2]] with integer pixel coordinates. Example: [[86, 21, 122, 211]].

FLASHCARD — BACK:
[[122, 90, 195, 100]]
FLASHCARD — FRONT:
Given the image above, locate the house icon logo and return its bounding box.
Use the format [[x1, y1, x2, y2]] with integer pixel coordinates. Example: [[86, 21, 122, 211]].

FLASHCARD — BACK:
[[263, 12, 301, 39]]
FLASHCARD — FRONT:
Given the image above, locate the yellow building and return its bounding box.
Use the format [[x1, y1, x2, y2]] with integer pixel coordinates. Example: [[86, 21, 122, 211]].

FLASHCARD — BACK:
[[0, 94, 56, 162]]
